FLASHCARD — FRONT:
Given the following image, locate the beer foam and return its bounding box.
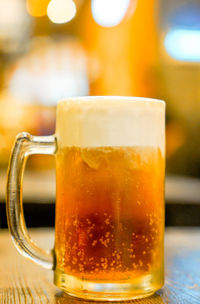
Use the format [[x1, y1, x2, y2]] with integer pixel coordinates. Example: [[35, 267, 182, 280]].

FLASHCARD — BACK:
[[56, 96, 165, 154]]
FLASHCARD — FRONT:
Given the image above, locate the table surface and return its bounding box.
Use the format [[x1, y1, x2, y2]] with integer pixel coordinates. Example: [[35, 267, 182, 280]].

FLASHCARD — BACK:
[[0, 228, 200, 304]]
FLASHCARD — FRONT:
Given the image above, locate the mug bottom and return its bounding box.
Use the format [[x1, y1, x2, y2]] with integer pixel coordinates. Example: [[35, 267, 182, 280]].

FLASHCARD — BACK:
[[54, 269, 163, 301]]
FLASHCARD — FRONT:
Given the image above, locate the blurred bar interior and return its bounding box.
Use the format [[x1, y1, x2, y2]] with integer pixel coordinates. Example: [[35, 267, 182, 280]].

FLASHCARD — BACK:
[[1, 0, 200, 226]]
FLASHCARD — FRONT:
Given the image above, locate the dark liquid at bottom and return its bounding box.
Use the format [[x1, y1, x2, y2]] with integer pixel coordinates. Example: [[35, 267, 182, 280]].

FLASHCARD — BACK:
[[56, 213, 163, 281]]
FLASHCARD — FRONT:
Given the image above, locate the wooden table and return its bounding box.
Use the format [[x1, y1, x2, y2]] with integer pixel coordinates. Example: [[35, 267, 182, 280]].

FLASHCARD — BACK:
[[0, 228, 200, 303]]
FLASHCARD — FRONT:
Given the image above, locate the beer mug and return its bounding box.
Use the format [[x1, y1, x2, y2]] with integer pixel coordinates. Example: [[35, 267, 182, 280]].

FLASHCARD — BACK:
[[6, 96, 165, 301]]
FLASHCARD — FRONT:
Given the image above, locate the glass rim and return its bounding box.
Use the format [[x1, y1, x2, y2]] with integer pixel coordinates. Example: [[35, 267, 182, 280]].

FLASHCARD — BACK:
[[58, 96, 165, 106]]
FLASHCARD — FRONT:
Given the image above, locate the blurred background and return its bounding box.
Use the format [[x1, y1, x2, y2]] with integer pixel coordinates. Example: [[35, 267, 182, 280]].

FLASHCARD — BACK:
[[0, 0, 200, 227]]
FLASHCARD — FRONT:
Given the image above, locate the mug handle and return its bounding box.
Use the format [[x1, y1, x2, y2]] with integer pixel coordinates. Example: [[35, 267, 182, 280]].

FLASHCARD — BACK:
[[6, 132, 56, 269]]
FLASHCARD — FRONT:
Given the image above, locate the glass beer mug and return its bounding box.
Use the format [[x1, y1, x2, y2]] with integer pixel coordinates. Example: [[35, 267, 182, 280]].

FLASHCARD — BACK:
[[6, 96, 165, 301]]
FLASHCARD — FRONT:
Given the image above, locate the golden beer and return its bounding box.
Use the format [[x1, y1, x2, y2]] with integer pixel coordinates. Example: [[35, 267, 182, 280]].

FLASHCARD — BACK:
[[7, 97, 165, 300], [55, 145, 164, 293]]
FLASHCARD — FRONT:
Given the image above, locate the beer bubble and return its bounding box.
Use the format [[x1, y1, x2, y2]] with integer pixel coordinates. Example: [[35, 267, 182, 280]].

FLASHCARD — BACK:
[[92, 240, 97, 247]]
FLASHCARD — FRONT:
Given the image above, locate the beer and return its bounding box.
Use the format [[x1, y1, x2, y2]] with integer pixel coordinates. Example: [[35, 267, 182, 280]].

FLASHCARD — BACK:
[[55, 145, 164, 284], [7, 97, 165, 300]]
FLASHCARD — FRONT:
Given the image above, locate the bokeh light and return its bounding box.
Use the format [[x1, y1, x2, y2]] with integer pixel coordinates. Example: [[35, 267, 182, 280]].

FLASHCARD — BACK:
[[47, 0, 76, 24], [8, 38, 89, 106], [0, 0, 31, 52], [91, 0, 131, 27], [164, 3, 200, 62], [26, 0, 50, 17], [165, 29, 200, 62]]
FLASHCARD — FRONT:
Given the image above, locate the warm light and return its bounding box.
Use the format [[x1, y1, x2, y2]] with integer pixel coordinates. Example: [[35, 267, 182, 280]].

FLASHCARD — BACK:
[[165, 29, 200, 62], [9, 39, 89, 106], [26, 0, 50, 17], [0, 0, 31, 52], [47, 0, 76, 24], [91, 0, 131, 27]]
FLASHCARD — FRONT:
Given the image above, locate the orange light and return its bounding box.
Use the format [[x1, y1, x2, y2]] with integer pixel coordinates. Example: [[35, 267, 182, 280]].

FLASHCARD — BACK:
[[26, 0, 50, 17], [166, 122, 185, 158]]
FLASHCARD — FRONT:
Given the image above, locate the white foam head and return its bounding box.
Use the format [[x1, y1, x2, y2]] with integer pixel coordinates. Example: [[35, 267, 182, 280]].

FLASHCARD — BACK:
[[56, 96, 165, 154]]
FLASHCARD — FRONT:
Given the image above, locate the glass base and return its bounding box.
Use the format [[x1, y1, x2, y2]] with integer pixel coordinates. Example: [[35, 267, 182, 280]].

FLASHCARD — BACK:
[[54, 269, 162, 301]]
